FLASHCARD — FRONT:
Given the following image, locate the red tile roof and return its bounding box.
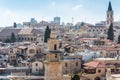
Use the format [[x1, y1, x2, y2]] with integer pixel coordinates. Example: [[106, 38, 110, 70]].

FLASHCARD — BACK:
[[83, 61, 106, 68]]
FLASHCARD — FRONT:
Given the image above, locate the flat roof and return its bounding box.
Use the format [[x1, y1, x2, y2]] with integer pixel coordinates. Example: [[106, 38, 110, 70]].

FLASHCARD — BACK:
[[94, 58, 117, 61]]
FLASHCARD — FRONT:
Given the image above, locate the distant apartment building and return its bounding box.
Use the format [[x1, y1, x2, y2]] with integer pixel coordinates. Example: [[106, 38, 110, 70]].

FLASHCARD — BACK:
[[54, 16, 61, 25]]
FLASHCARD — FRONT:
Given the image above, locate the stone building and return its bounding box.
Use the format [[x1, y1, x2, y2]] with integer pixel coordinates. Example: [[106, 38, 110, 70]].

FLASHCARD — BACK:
[[82, 58, 120, 80], [44, 28, 63, 80], [44, 28, 71, 80], [17, 27, 44, 42]]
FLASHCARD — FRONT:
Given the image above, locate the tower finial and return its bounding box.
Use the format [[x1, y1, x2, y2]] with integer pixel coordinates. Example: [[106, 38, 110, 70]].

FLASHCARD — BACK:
[[108, 1, 112, 11]]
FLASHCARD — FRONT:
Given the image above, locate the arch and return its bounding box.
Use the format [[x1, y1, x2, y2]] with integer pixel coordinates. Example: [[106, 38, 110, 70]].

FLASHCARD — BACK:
[[54, 44, 57, 50], [94, 77, 101, 80], [31, 38, 33, 41], [28, 38, 30, 41]]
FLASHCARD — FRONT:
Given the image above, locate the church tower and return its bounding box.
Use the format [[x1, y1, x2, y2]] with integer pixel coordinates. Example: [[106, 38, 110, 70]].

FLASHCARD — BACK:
[[44, 28, 63, 80], [106, 1, 113, 26]]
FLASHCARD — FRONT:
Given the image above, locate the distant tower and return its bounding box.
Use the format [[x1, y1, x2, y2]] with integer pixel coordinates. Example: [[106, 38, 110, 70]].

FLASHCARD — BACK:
[[54, 17, 61, 25], [106, 1, 113, 26], [44, 28, 63, 80]]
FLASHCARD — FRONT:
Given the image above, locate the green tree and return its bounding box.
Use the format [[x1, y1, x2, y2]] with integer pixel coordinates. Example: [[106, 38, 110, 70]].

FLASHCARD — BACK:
[[10, 32, 16, 43], [107, 23, 114, 41], [44, 26, 51, 43], [13, 22, 17, 28], [71, 74, 80, 80], [118, 35, 120, 44]]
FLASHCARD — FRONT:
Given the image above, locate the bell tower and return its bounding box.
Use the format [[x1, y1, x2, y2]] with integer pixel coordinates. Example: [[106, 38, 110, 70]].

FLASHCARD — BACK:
[[44, 28, 63, 80], [106, 1, 113, 27]]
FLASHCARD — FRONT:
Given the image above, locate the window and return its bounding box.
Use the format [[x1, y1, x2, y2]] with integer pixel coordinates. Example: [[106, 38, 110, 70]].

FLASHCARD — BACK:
[[18, 37, 21, 41], [98, 70, 101, 73], [65, 63, 67, 67], [55, 54, 57, 58], [24, 37, 26, 41], [111, 69, 115, 72], [34, 38, 36, 41], [36, 63, 38, 66], [54, 44, 57, 50], [28, 38, 30, 41], [31, 38, 33, 41], [36, 69, 38, 71], [116, 69, 119, 72]]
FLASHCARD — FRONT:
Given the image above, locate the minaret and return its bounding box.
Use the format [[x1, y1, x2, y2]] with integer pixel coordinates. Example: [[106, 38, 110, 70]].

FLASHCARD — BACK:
[[106, 1, 113, 27], [44, 28, 63, 80]]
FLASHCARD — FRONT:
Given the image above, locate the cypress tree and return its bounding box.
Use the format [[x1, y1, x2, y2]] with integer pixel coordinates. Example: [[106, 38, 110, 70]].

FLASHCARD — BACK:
[[107, 23, 114, 41], [44, 26, 51, 43], [10, 32, 16, 43], [118, 35, 120, 44]]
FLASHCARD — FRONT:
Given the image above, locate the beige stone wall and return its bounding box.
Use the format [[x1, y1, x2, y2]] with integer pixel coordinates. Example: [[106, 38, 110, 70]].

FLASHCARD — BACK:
[[31, 61, 43, 74], [63, 60, 81, 74], [27, 46, 36, 58], [48, 38, 60, 50], [45, 61, 63, 80]]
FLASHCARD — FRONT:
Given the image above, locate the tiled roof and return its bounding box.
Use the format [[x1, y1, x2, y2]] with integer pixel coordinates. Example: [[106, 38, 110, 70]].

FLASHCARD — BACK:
[[0, 28, 21, 37], [83, 61, 105, 68], [18, 28, 43, 35], [31, 29, 43, 35], [18, 27, 33, 34]]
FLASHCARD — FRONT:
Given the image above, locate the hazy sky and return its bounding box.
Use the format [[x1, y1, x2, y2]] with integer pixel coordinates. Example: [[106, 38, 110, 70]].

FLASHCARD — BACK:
[[0, 0, 119, 27]]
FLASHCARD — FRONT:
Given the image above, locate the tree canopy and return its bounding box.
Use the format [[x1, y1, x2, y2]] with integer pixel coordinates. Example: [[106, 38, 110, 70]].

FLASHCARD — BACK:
[[107, 23, 114, 41], [44, 26, 51, 43], [118, 35, 120, 44], [10, 32, 16, 43]]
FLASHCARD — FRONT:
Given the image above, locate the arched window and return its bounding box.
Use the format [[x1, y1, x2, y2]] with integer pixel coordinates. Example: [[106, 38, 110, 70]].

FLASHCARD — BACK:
[[54, 44, 57, 50], [36, 63, 38, 66], [76, 62, 78, 67], [65, 63, 67, 67], [55, 54, 58, 59], [28, 38, 30, 41], [31, 38, 33, 41]]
